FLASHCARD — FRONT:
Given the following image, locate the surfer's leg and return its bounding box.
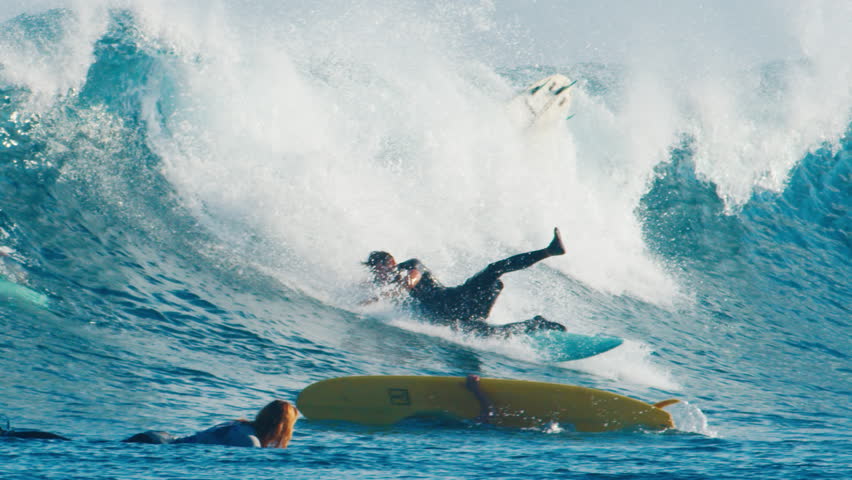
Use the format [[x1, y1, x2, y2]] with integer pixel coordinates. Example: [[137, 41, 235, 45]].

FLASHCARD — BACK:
[[451, 279, 504, 321], [122, 431, 176, 444], [479, 228, 565, 280], [451, 229, 565, 322], [491, 315, 566, 336], [526, 315, 566, 332], [452, 318, 497, 337]]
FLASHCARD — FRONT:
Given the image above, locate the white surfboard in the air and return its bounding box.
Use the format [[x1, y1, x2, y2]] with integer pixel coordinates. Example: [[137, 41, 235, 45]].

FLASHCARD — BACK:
[[507, 74, 576, 130]]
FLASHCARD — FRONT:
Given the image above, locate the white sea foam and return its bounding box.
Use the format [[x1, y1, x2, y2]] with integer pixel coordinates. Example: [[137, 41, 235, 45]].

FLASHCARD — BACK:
[[565, 340, 680, 391], [666, 401, 718, 437]]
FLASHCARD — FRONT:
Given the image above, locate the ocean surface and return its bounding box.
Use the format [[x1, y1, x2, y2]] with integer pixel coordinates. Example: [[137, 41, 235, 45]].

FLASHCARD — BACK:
[[1, 2, 850, 479]]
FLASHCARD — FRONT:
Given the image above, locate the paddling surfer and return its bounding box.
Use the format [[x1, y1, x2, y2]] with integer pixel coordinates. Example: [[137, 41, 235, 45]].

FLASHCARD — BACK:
[[363, 228, 567, 336], [123, 400, 298, 448]]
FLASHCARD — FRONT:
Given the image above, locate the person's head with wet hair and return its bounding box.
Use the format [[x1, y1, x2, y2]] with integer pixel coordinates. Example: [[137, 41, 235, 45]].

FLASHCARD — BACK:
[[252, 400, 299, 448], [363, 251, 398, 285]]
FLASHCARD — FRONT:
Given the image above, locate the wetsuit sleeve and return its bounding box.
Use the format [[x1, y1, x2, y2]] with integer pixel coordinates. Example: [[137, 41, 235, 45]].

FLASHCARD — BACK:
[[396, 259, 443, 296], [396, 259, 424, 271], [397, 259, 430, 288], [174, 421, 260, 447], [222, 422, 260, 447], [225, 428, 260, 447]]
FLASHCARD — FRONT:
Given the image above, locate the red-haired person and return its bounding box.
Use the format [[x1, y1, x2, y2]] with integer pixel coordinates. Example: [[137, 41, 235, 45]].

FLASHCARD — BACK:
[[124, 400, 298, 448]]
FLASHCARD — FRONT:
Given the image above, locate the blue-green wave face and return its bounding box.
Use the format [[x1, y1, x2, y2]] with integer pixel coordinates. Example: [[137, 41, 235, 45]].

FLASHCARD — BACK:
[[0, 2, 849, 479]]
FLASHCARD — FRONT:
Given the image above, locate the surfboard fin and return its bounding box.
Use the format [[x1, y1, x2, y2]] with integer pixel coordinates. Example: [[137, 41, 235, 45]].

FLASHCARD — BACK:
[[653, 399, 680, 409], [553, 79, 578, 95]]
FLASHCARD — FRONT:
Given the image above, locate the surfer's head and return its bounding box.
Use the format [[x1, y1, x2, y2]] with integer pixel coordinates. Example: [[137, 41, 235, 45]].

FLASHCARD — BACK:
[[363, 251, 396, 281], [252, 400, 299, 448]]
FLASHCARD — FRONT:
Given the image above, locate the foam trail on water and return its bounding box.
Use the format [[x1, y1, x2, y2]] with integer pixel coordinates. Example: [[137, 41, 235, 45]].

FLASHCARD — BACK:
[[388, 316, 678, 391], [566, 340, 679, 391], [667, 401, 718, 437]]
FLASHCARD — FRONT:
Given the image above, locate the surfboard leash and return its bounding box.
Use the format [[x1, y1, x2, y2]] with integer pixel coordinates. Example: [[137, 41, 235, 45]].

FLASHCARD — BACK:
[[465, 375, 495, 424]]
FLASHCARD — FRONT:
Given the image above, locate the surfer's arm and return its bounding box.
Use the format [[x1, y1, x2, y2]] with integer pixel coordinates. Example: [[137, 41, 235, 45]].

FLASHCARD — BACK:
[[396, 259, 426, 291], [400, 268, 421, 290], [358, 273, 411, 305], [358, 295, 380, 306]]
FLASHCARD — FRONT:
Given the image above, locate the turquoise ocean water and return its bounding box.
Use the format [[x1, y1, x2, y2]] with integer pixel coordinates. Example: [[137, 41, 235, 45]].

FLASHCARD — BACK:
[[1, 2, 849, 478]]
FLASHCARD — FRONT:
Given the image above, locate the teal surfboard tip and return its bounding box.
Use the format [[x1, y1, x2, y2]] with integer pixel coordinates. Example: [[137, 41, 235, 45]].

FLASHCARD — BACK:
[[0, 277, 49, 308], [529, 331, 623, 362]]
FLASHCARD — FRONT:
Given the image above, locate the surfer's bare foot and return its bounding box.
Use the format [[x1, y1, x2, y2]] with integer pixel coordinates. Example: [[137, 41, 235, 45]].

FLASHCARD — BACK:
[[546, 227, 565, 256]]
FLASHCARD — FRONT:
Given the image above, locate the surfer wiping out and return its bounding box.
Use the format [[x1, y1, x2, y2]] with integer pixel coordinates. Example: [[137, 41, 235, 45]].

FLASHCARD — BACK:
[[363, 228, 568, 336]]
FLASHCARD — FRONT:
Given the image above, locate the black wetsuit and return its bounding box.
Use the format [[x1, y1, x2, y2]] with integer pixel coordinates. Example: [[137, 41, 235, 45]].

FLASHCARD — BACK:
[[396, 249, 566, 336], [0, 428, 69, 440], [123, 421, 260, 447]]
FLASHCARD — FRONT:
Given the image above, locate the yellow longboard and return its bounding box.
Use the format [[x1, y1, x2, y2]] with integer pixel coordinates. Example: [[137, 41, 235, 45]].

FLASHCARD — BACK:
[[297, 376, 677, 432]]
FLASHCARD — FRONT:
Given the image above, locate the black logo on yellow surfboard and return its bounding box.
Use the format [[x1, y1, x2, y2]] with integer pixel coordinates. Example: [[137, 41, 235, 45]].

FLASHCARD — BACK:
[[388, 388, 411, 406]]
